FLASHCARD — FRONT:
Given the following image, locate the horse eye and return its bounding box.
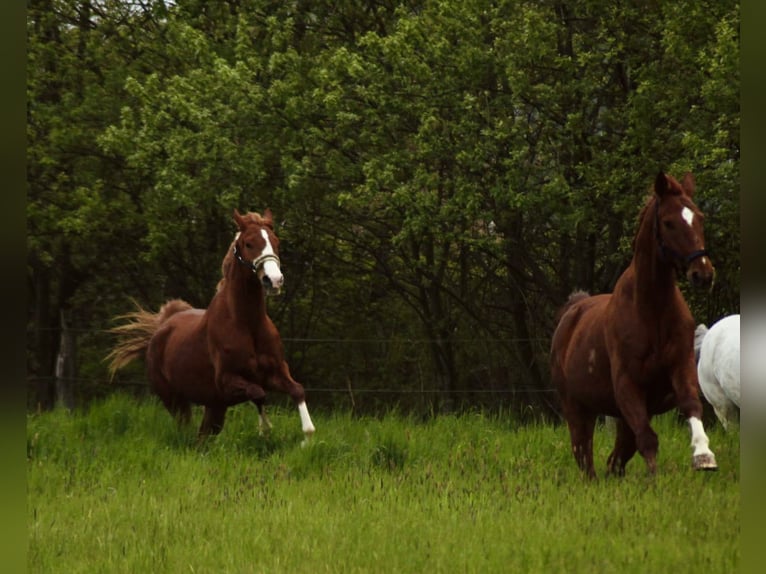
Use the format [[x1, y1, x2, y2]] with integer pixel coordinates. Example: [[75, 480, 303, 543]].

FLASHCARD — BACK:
[[245, 243, 253, 249], [663, 221, 675, 230]]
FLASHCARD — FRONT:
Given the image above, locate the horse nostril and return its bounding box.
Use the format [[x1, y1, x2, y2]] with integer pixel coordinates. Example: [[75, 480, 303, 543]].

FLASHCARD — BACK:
[[691, 271, 700, 284], [689, 268, 713, 289], [262, 276, 273, 289]]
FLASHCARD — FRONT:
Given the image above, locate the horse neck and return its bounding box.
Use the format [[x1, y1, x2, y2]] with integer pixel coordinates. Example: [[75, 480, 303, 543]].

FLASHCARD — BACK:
[[628, 203, 678, 310], [224, 266, 268, 323]]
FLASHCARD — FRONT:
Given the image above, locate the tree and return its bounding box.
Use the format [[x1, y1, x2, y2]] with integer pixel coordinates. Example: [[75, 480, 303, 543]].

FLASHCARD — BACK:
[[27, 0, 739, 416], [27, 0, 173, 408]]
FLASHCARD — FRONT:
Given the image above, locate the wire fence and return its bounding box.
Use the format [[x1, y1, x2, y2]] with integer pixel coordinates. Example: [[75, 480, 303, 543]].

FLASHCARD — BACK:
[[28, 374, 557, 395], [31, 325, 549, 345], [28, 327, 559, 418]]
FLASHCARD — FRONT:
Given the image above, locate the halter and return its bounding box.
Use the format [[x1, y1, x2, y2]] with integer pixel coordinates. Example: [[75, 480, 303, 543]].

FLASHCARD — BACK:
[[232, 244, 281, 274], [653, 197, 708, 267]]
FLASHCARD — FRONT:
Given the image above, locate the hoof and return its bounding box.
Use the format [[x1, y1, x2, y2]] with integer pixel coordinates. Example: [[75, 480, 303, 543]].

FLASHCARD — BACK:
[[300, 431, 314, 448], [693, 453, 718, 471]]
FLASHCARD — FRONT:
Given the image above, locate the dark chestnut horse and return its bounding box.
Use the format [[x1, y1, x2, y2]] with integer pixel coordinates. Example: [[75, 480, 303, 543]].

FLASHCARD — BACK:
[[550, 172, 717, 478], [107, 209, 315, 441]]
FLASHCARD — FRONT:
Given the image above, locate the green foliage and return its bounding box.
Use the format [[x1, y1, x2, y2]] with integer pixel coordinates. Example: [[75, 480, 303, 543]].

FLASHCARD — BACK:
[[27, 0, 739, 412], [28, 395, 739, 573]]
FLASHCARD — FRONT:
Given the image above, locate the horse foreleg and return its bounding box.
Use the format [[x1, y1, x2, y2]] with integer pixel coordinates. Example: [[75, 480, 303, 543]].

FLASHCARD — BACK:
[[606, 418, 637, 477], [614, 375, 658, 474], [687, 416, 717, 470], [198, 405, 227, 440], [297, 401, 315, 445], [252, 398, 273, 435], [274, 361, 315, 443], [216, 371, 272, 437], [674, 364, 718, 470]]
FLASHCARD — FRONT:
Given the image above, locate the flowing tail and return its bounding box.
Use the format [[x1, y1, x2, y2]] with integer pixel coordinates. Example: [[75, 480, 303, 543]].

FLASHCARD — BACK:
[[106, 298, 193, 380]]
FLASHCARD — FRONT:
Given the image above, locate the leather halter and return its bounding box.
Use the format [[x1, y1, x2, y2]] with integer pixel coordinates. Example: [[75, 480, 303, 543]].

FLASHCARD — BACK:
[[232, 244, 281, 273], [653, 197, 708, 266]]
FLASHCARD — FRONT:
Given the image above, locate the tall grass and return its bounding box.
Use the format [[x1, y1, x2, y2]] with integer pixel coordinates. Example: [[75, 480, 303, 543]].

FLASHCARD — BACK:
[[27, 394, 739, 573]]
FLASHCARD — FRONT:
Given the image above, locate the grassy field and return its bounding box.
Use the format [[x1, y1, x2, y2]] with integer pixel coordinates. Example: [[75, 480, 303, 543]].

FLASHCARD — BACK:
[[27, 394, 739, 573]]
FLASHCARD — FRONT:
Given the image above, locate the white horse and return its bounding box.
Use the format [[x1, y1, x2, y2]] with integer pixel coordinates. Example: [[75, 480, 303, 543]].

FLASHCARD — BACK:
[[694, 314, 740, 430]]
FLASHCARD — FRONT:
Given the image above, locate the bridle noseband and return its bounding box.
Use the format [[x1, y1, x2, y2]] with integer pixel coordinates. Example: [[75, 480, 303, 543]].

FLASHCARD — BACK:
[[653, 198, 708, 267], [233, 244, 281, 274]]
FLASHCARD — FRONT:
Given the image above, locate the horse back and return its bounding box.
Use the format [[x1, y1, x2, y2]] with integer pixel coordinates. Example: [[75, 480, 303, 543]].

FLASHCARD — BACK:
[[700, 314, 740, 406]]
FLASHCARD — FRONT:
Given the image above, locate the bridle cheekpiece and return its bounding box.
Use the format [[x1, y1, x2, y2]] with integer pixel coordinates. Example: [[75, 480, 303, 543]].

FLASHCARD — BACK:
[[233, 244, 281, 274]]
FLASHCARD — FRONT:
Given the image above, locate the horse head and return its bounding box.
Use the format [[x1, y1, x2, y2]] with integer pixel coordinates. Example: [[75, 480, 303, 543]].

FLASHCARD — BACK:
[[231, 208, 284, 294], [652, 172, 714, 289]]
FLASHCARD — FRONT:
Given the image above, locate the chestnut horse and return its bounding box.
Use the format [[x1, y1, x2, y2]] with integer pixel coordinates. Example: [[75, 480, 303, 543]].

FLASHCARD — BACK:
[[107, 209, 315, 441], [550, 172, 717, 478]]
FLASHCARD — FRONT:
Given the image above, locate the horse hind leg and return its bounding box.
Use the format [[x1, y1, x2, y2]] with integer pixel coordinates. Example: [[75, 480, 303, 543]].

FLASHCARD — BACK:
[[171, 399, 192, 427], [606, 418, 637, 477], [156, 392, 192, 428], [563, 404, 598, 479], [716, 399, 739, 432]]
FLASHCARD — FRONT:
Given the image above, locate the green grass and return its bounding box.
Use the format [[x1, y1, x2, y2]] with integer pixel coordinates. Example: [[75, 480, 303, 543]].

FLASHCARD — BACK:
[[27, 394, 739, 573]]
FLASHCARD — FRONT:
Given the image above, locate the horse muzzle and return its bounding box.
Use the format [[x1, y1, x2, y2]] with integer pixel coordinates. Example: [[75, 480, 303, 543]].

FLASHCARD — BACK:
[[250, 252, 283, 294], [686, 252, 714, 289], [257, 265, 284, 295], [260, 273, 283, 295]]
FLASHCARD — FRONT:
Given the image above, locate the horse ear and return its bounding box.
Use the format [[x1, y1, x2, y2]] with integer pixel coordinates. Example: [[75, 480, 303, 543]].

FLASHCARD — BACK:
[[681, 172, 696, 197], [654, 172, 669, 197], [233, 209, 247, 231], [263, 208, 274, 228]]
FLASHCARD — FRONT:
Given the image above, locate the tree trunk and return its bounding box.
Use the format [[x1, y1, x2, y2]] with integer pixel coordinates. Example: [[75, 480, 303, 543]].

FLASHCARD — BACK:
[[55, 310, 77, 411], [31, 266, 56, 411]]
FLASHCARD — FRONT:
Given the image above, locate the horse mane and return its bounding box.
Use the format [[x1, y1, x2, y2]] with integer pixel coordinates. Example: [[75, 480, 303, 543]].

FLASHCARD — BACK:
[[630, 176, 686, 252], [631, 195, 653, 252]]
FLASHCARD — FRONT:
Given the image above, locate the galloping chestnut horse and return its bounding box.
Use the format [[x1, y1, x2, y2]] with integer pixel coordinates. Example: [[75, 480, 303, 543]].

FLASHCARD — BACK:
[[550, 172, 717, 478], [107, 209, 315, 441]]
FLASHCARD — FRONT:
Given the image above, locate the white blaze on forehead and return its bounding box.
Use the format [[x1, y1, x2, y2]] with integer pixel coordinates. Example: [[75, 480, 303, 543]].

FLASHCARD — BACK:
[[681, 207, 694, 227], [260, 229, 276, 256], [258, 228, 283, 287]]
